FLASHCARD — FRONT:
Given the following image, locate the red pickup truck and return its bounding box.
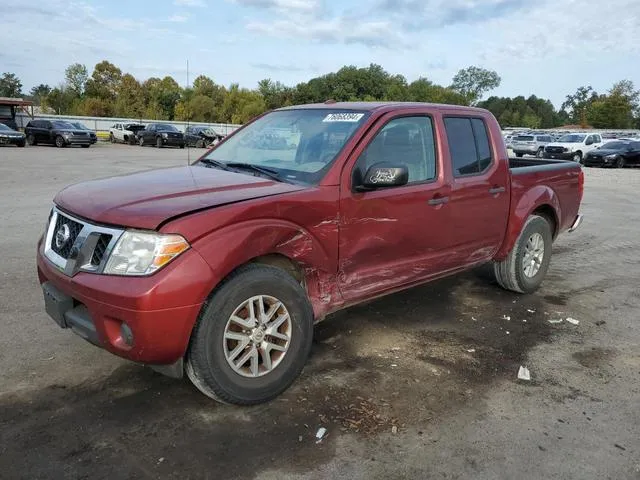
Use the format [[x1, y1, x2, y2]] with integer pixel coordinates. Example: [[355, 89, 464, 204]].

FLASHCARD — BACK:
[[37, 102, 584, 404]]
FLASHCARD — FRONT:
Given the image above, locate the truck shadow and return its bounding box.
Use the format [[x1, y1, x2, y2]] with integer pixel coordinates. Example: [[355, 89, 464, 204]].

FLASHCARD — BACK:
[[0, 269, 557, 480]]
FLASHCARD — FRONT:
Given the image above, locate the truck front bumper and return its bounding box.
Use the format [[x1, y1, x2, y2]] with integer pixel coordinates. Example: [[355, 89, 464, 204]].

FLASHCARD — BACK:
[[37, 238, 215, 368], [568, 214, 583, 232]]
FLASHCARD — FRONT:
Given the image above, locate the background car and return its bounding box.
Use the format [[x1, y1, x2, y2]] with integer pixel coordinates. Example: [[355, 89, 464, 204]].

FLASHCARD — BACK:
[[110, 123, 146, 145], [544, 133, 603, 162], [69, 122, 98, 144], [583, 140, 640, 168], [0, 123, 26, 147], [137, 123, 185, 148], [511, 134, 554, 158], [24, 120, 92, 148], [184, 125, 221, 148]]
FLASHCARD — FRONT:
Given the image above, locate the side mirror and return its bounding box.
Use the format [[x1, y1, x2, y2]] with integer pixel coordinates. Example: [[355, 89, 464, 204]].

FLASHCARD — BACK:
[[358, 165, 409, 190], [585, 139, 593, 145]]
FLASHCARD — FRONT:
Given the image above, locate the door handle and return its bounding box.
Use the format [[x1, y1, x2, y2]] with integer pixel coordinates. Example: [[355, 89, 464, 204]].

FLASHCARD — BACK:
[[428, 196, 449, 206], [489, 186, 506, 195]]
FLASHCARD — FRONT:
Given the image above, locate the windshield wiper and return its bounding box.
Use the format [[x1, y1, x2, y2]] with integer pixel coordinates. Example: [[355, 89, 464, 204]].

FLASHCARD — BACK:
[[225, 162, 286, 183], [198, 158, 233, 171]]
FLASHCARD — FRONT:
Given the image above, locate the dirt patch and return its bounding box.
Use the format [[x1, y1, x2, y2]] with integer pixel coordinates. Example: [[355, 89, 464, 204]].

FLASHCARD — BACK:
[[0, 271, 562, 480], [572, 347, 615, 368]]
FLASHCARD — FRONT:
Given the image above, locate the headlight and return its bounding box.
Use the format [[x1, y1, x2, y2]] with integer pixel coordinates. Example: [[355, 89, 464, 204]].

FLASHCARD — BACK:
[[605, 154, 618, 160], [162, 132, 168, 139], [63, 131, 73, 137], [104, 231, 190, 276]]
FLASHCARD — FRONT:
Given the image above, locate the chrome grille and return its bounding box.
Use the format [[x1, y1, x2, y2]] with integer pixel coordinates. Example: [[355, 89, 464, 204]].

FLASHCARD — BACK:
[[50, 214, 83, 259]]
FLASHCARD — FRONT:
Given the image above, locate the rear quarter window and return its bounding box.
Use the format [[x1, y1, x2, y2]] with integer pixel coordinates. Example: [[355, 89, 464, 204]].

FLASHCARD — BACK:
[[444, 117, 493, 177]]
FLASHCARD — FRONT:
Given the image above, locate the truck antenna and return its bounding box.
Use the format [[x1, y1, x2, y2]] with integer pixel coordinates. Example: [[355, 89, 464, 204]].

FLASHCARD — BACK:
[[186, 59, 190, 166]]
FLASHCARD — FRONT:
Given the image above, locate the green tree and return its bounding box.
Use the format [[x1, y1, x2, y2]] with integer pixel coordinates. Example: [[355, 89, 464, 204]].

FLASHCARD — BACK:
[[115, 73, 145, 118], [561, 86, 598, 127], [43, 86, 77, 114], [29, 84, 52, 105], [76, 97, 113, 116], [64, 63, 88, 96], [450, 66, 501, 105], [588, 81, 639, 129], [0, 72, 23, 97], [85, 61, 122, 102]]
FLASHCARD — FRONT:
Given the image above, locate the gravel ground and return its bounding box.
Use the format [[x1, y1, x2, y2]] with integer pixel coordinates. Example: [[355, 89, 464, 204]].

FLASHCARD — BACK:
[[0, 144, 639, 479]]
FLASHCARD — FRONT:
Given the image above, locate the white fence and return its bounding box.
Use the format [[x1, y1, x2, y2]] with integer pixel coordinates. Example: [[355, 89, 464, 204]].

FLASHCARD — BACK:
[[14, 113, 241, 137]]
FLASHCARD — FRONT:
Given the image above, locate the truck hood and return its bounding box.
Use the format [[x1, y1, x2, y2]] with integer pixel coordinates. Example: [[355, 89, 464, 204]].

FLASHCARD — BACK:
[[546, 142, 580, 149], [54, 166, 306, 230]]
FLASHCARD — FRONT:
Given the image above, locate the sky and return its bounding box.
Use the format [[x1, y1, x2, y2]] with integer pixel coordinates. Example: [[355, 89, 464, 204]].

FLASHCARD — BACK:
[[1, 0, 639, 107]]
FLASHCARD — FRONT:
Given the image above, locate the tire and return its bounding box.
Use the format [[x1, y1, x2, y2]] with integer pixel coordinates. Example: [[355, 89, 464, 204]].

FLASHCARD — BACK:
[[186, 264, 314, 405], [55, 135, 65, 148], [196, 139, 204, 149], [572, 152, 582, 163], [109, 133, 115, 143], [616, 157, 625, 168], [515, 152, 523, 158], [493, 215, 553, 294], [536, 148, 544, 158], [27, 134, 36, 146], [17, 140, 25, 147], [81, 144, 90, 148], [156, 136, 163, 148], [179, 143, 185, 149], [139, 136, 144, 147]]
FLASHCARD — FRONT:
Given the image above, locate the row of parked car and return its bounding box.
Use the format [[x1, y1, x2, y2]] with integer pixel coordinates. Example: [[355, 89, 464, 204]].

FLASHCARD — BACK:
[[0, 119, 226, 149], [506, 131, 640, 167], [109, 122, 225, 149]]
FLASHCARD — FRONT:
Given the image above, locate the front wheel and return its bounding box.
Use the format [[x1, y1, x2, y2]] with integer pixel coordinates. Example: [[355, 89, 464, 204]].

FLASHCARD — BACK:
[[616, 157, 625, 168], [81, 144, 90, 148], [17, 140, 26, 147], [27, 134, 36, 146], [493, 215, 553, 294], [186, 264, 314, 405], [55, 135, 65, 148], [138, 136, 144, 147], [536, 148, 544, 158], [109, 133, 115, 143], [572, 152, 582, 163], [515, 152, 523, 158], [156, 136, 163, 148]]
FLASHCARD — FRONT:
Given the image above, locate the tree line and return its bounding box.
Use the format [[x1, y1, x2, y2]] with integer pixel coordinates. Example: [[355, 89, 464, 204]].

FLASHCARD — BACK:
[[1, 61, 638, 129]]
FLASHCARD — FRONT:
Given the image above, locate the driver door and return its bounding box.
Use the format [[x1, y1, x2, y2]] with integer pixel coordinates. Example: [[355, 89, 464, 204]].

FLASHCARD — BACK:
[[338, 113, 453, 302]]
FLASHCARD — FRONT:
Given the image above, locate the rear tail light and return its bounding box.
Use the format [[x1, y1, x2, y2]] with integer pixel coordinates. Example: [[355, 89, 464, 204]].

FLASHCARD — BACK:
[[578, 169, 584, 203]]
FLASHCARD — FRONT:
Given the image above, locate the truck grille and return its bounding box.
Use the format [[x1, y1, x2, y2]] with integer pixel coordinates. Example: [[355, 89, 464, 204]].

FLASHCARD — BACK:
[[91, 234, 113, 266], [44, 208, 124, 276], [546, 146, 565, 154], [50, 214, 83, 259]]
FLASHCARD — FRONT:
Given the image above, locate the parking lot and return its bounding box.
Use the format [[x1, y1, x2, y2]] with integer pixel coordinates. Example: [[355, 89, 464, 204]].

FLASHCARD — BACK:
[[0, 143, 639, 479]]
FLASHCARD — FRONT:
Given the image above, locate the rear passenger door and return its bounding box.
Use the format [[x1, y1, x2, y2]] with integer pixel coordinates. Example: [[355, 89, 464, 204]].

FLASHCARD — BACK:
[[442, 115, 510, 267]]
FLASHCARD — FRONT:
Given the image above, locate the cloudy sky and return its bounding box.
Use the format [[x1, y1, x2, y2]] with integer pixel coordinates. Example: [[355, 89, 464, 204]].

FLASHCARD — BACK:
[[1, 0, 639, 106]]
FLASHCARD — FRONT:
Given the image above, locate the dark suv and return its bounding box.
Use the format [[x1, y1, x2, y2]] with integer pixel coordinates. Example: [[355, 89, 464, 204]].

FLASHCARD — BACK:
[[25, 120, 93, 148], [137, 123, 185, 148]]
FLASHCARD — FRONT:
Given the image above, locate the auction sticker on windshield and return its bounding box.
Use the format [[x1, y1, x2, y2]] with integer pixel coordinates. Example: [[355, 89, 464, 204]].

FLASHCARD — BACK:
[[323, 113, 365, 122]]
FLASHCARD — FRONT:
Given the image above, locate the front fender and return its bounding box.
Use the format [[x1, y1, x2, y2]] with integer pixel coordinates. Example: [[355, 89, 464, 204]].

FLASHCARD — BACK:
[[188, 218, 341, 318], [495, 184, 560, 260]]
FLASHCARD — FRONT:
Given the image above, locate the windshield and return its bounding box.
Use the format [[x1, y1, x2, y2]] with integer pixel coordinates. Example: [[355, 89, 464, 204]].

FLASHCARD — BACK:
[[559, 134, 586, 143], [200, 109, 369, 184], [72, 123, 88, 130], [515, 135, 534, 141], [52, 121, 74, 129], [156, 124, 178, 132], [0, 123, 13, 131]]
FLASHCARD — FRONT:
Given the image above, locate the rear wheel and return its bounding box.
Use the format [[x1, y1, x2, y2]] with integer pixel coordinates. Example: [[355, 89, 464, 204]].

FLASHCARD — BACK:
[[109, 133, 115, 143], [81, 144, 90, 148], [515, 152, 523, 158], [156, 136, 163, 148], [186, 264, 314, 405], [493, 215, 553, 294], [55, 135, 65, 148]]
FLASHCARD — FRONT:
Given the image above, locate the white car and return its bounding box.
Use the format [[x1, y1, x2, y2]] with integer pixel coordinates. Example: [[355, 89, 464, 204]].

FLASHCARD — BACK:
[[543, 133, 603, 163], [109, 123, 146, 145]]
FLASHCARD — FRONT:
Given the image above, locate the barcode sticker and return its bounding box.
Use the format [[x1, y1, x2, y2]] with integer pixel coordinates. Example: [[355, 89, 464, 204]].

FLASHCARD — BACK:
[[322, 113, 365, 122]]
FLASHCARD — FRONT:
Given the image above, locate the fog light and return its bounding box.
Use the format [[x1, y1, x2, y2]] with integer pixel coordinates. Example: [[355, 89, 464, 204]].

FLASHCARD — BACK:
[[120, 323, 134, 346]]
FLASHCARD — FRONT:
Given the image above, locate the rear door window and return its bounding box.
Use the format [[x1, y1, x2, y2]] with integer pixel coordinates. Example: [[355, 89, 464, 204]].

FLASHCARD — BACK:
[[444, 117, 493, 177]]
